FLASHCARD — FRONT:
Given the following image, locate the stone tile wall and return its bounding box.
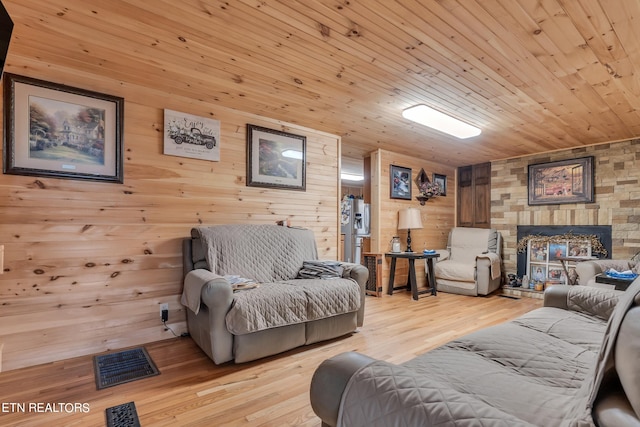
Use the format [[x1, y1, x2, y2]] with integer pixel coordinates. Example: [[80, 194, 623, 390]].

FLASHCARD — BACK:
[[491, 139, 640, 275]]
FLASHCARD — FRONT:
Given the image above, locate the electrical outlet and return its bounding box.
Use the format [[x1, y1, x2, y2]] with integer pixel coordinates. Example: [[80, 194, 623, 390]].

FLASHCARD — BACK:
[[160, 303, 169, 322]]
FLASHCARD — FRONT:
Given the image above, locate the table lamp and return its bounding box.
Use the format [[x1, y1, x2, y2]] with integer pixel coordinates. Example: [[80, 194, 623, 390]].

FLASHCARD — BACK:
[[398, 208, 423, 252]]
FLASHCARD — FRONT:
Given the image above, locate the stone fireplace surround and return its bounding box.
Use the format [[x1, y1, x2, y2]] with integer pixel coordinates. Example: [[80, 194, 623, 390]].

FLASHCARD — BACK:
[[492, 139, 640, 284], [516, 225, 612, 279]]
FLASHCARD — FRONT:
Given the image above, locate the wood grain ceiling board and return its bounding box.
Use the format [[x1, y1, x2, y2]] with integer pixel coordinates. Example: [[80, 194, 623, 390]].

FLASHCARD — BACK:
[[4, 0, 640, 166]]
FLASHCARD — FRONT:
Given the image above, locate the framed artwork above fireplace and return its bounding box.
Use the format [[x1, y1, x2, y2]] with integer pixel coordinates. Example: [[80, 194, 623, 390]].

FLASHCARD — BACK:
[[528, 156, 594, 205]]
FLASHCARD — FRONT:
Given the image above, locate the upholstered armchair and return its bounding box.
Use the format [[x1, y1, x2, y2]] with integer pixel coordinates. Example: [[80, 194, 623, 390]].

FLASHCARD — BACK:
[[576, 259, 638, 288], [429, 227, 503, 296]]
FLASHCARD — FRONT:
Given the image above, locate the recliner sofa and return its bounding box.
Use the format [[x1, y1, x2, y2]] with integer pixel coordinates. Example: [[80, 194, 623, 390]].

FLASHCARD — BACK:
[[181, 224, 368, 364], [310, 280, 640, 426]]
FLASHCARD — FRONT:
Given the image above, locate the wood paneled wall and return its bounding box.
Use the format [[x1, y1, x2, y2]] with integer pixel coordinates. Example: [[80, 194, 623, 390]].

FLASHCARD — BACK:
[[370, 149, 456, 293], [0, 64, 341, 371]]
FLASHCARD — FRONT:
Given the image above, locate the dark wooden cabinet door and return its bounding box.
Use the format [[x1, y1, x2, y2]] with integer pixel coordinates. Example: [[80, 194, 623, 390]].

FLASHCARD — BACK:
[[473, 162, 491, 227], [457, 162, 491, 228], [457, 165, 474, 227]]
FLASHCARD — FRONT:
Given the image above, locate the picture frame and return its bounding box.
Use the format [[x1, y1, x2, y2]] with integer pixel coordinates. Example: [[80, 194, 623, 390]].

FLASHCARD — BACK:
[[163, 109, 220, 162], [3, 73, 124, 183], [246, 124, 306, 191], [390, 164, 412, 200], [433, 173, 447, 196], [528, 156, 594, 205]]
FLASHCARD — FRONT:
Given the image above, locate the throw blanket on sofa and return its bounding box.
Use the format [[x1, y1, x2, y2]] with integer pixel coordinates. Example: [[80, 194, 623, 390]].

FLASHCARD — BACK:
[[181, 269, 227, 315], [192, 224, 318, 283], [226, 278, 360, 335], [477, 252, 501, 280], [337, 322, 600, 426], [297, 260, 344, 279]]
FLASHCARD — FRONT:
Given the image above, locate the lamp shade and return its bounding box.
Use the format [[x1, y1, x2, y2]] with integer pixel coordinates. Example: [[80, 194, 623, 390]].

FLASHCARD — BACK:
[[398, 208, 423, 230]]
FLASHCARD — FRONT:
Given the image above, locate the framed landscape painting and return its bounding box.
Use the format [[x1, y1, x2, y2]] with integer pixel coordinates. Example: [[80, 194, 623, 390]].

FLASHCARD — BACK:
[[528, 157, 594, 206], [246, 124, 306, 191], [3, 73, 124, 183]]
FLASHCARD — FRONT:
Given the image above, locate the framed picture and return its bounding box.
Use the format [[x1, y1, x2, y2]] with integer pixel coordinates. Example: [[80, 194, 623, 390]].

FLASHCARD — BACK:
[[528, 156, 594, 206], [433, 173, 447, 196], [246, 124, 306, 191], [390, 164, 412, 200], [164, 109, 220, 161], [531, 265, 547, 282], [3, 73, 124, 183]]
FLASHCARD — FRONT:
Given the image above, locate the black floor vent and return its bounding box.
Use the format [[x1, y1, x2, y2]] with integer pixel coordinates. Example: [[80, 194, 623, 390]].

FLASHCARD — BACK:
[[106, 401, 141, 427], [94, 347, 159, 390]]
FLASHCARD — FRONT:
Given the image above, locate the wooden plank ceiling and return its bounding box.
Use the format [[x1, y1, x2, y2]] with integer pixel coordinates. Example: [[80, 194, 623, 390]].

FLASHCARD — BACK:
[[5, 0, 640, 166]]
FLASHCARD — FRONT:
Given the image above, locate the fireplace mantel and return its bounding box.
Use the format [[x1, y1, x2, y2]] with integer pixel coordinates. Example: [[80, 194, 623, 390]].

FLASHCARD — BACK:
[[516, 225, 612, 278]]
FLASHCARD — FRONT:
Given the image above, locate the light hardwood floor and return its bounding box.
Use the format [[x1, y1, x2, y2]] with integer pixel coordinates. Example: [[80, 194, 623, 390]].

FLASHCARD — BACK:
[[0, 292, 541, 426]]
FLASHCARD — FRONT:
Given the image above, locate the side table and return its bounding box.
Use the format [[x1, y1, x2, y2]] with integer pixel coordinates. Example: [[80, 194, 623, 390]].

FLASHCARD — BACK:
[[556, 256, 598, 285], [595, 273, 636, 291], [385, 252, 440, 301]]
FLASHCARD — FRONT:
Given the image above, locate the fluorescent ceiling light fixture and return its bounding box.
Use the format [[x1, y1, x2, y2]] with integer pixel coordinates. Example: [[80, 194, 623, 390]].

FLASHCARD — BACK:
[[282, 149, 303, 159], [402, 104, 481, 139], [341, 172, 364, 181]]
